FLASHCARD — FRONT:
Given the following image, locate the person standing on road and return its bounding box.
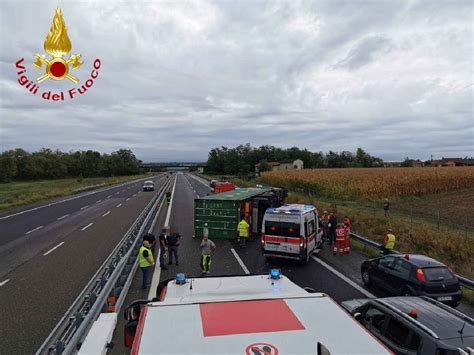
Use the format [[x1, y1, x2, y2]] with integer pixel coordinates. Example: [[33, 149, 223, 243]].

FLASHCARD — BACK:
[[383, 198, 391, 217], [200, 234, 216, 274], [237, 217, 250, 248], [334, 223, 346, 255], [328, 213, 337, 246], [167, 232, 181, 266], [343, 221, 351, 254], [381, 229, 396, 255], [139, 240, 155, 289], [158, 228, 168, 270], [320, 211, 329, 243]]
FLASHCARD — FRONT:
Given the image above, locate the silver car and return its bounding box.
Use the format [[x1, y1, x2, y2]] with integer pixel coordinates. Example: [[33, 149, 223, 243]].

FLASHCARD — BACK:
[[143, 180, 154, 191]]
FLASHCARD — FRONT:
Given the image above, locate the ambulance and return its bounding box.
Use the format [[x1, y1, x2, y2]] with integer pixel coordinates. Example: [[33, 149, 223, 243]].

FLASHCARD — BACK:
[[261, 204, 323, 263], [124, 271, 391, 354]]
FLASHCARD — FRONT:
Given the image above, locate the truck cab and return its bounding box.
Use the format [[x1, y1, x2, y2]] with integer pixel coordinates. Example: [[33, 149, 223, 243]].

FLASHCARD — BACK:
[[124, 272, 391, 354], [261, 204, 323, 263]]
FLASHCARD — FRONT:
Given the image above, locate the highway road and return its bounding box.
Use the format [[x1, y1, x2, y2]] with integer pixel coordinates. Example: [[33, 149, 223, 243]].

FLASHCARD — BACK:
[[2, 172, 472, 354], [0, 174, 166, 354]]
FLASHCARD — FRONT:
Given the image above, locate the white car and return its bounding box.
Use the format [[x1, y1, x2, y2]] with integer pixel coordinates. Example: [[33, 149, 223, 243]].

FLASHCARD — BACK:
[[142, 180, 154, 191]]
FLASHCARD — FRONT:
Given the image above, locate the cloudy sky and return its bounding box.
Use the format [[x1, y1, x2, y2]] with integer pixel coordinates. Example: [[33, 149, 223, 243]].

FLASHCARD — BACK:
[[0, 0, 472, 162]]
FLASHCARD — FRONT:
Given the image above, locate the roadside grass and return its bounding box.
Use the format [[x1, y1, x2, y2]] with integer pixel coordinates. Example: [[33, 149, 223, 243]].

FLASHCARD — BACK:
[[461, 287, 474, 307], [0, 174, 149, 211]]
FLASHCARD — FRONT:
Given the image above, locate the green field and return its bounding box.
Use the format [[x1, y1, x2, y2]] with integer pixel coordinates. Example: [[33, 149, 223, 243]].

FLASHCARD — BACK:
[[0, 174, 149, 211]]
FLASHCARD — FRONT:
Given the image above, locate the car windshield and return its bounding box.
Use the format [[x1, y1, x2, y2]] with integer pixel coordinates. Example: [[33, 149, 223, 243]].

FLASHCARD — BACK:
[[423, 267, 454, 281]]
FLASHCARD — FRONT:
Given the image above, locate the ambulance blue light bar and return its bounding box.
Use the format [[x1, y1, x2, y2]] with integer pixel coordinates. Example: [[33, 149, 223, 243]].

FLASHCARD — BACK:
[[270, 269, 282, 280], [304, 205, 314, 209], [176, 273, 186, 285], [289, 209, 301, 213]]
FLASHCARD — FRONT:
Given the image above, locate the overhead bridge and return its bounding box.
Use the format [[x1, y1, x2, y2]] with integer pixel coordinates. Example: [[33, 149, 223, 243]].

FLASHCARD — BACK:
[[141, 162, 207, 171]]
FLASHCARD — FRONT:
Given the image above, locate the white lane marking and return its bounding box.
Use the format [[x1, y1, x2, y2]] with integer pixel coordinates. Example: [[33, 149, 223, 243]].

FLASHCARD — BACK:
[[126, 198, 130, 201], [0, 177, 151, 220], [80, 205, 89, 210], [81, 222, 94, 231], [43, 242, 65, 256], [116, 203, 122, 208], [132, 194, 137, 197], [107, 195, 112, 199], [0, 279, 10, 286], [26, 226, 43, 235], [311, 256, 375, 298], [102, 211, 111, 217], [230, 248, 250, 274], [95, 199, 102, 204], [57, 214, 69, 221], [163, 175, 177, 228], [115, 192, 120, 195]]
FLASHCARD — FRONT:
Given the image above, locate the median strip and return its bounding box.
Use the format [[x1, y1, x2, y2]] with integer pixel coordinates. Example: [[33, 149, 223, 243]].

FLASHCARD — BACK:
[[43, 242, 65, 256], [102, 211, 111, 217], [26, 226, 43, 235], [81, 222, 94, 231], [57, 214, 69, 221]]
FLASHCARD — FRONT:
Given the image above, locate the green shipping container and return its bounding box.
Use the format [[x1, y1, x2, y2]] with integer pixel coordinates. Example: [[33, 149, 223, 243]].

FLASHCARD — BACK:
[[194, 188, 271, 239]]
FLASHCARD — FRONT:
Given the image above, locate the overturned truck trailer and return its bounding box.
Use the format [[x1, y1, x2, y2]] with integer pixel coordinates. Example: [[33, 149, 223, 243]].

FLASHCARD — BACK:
[[194, 187, 287, 239]]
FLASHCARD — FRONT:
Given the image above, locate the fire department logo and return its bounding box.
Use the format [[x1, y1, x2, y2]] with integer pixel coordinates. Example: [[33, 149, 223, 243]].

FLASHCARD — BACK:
[[15, 7, 101, 101], [33, 7, 83, 83]]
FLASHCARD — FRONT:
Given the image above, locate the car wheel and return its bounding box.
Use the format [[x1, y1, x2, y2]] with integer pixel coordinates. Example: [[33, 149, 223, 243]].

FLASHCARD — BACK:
[[362, 269, 372, 286]]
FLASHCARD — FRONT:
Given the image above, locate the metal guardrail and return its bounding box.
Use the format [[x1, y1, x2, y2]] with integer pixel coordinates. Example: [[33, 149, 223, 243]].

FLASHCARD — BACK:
[[36, 178, 172, 355], [350, 232, 474, 290]]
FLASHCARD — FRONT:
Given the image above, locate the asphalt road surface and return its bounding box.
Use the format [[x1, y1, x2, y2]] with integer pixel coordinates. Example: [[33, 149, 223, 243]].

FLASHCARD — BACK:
[[0, 174, 165, 354]]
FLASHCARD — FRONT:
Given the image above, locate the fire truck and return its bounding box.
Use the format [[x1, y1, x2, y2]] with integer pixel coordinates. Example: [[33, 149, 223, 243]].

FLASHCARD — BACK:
[[261, 204, 323, 263], [123, 271, 391, 354]]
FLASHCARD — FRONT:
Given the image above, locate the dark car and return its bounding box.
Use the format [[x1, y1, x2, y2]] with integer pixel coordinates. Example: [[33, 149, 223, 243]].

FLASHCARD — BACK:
[[341, 296, 474, 355], [361, 254, 462, 307]]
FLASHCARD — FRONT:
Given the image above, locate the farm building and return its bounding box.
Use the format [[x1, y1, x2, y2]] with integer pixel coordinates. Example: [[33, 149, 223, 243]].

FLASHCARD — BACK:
[[255, 159, 304, 173]]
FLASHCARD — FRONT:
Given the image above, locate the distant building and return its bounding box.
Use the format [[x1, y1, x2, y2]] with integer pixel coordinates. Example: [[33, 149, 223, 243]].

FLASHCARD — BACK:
[[428, 158, 474, 167], [255, 159, 304, 173]]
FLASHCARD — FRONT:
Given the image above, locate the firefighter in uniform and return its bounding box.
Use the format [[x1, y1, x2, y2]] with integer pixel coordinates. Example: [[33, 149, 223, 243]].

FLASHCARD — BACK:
[[334, 223, 346, 255], [343, 216, 351, 254], [237, 217, 250, 248], [382, 229, 396, 255], [139, 240, 155, 289]]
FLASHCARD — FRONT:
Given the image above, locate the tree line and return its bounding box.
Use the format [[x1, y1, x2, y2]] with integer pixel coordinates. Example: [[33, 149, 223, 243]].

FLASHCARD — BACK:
[[206, 144, 384, 175], [0, 148, 142, 183]]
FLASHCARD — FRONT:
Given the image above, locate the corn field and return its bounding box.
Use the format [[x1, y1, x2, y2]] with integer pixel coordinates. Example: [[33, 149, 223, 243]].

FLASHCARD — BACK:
[[260, 167, 474, 199]]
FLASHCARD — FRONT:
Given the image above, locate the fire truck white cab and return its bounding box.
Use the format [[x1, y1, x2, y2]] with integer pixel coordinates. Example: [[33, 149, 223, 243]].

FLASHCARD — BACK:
[[124, 272, 391, 355], [261, 204, 323, 263]]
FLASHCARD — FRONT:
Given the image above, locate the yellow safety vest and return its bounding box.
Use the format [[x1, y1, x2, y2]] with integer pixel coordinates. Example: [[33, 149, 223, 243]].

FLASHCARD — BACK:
[[237, 220, 249, 238], [385, 234, 396, 250], [139, 246, 154, 268]]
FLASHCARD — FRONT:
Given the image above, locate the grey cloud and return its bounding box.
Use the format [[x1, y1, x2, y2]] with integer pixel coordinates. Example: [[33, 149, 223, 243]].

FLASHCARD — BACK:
[[0, 0, 472, 162]]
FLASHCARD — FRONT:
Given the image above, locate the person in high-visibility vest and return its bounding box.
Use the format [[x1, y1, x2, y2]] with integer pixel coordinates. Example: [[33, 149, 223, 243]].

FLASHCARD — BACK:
[[343, 223, 351, 254], [382, 229, 396, 255], [237, 217, 250, 248], [139, 240, 155, 289], [334, 224, 346, 255]]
